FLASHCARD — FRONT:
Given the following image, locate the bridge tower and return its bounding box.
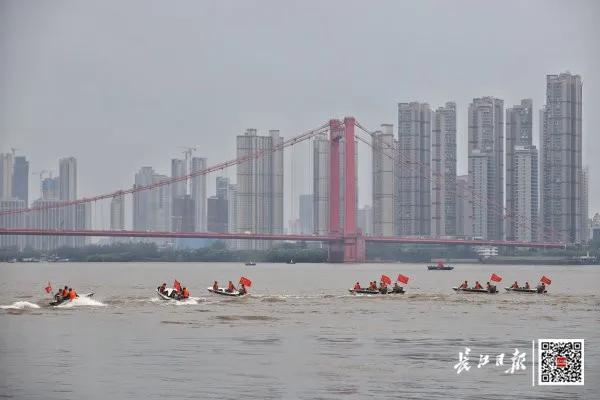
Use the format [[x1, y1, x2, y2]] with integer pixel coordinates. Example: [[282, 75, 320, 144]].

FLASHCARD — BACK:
[[328, 117, 366, 263]]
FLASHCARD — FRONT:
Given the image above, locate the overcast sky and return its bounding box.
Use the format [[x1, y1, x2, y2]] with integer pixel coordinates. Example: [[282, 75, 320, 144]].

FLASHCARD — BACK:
[[1, 0, 599, 228]]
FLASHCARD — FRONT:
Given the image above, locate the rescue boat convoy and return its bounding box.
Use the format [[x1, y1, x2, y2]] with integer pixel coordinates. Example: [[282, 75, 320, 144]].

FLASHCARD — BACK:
[[43, 265, 553, 306]]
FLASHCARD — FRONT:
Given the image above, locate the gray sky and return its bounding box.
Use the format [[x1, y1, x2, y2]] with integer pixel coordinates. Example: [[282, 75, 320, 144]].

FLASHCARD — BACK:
[[1, 0, 599, 228]]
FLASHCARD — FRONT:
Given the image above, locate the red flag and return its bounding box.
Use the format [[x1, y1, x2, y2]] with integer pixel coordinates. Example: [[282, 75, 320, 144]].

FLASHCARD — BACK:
[[173, 280, 182, 292], [239, 276, 252, 287], [44, 281, 52, 294], [490, 273, 502, 282], [540, 275, 552, 285], [397, 274, 409, 284], [437, 260, 444, 267], [380, 275, 392, 285]]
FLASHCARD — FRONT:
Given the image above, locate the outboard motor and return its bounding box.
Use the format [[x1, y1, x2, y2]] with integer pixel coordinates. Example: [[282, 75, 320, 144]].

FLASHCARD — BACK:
[[488, 285, 497, 293]]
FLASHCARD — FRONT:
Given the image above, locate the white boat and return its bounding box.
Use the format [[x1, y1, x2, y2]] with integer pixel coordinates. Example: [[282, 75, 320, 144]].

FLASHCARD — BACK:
[[207, 287, 246, 297], [504, 286, 546, 294], [156, 288, 181, 301], [49, 292, 94, 306], [453, 286, 497, 294]]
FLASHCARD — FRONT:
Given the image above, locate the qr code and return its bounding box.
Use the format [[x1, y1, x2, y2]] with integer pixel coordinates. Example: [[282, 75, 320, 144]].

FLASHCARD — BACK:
[[538, 339, 584, 385]]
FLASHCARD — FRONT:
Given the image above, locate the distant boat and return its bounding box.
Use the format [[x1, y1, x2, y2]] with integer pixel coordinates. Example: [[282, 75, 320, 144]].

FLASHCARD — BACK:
[[286, 259, 296, 264], [245, 261, 256, 266], [427, 262, 454, 270]]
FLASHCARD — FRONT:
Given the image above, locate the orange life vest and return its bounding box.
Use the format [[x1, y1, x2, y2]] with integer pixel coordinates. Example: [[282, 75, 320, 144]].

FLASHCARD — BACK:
[[182, 288, 189, 299], [69, 290, 77, 300]]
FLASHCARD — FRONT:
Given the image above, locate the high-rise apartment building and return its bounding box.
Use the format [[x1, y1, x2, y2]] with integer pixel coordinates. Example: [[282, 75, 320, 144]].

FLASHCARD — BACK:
[[191, 157, 207, 232], [0, 199, 26, 249], [216, 176, 230, 200], [228, 183, 238, 234], [468, 97, 504, 240], [58, 157, 88, 247], [171, 195, 195, 232], [372, 124, 395, 236], [299, 194, 313, 234], [133, 167, 170, 234], [236, 129, 283, 249], [506, 99, 538, 242], [41, 177, 59, 201], [59, 157, 77, 201], [357, 205, 373, 236], [207, 196, 228, 233], [579, 166, 589, 242], [431, 102, 457, 237], [110, 195, 125, 230], [455, 175, 472, 238], [540, 72, 583, 243], [0, 153, 14, 199], [171, 159, 187, 199], [12, 156, 29, 205], [396, 102, 431, 236]]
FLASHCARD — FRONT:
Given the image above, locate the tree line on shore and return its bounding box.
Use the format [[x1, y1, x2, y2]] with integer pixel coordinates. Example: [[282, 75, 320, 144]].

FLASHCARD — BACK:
[[0, 238, 598, 263]]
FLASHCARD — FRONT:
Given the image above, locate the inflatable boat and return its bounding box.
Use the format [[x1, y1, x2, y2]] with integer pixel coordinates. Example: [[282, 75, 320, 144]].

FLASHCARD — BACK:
[[156, 288, 181, 301], [349, 287, 405, 295], [453, 286, 497, 294], [504, 286, 546, 294], [207, 287, 246, 297], [49, 292, 94, 306]]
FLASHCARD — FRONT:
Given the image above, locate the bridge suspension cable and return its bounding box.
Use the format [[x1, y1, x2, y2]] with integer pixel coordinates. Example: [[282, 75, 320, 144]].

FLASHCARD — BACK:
[[0, 123, 330, 217]]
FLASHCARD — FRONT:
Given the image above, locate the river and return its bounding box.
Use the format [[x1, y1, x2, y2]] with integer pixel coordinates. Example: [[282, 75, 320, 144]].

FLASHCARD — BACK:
[[0, 262, 598, 399]]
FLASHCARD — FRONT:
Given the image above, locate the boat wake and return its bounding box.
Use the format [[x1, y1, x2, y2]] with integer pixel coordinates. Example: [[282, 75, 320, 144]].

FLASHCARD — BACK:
[[149, 296, 207, 305], [55, 296, 107, 308], [1, 301, 41, 310]]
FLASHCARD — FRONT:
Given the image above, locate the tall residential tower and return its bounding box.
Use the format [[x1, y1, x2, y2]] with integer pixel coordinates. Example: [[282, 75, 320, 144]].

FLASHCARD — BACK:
[[540, 72, 583, 243], [396, 102, 431, 236], [431, 102, 457, 237], [506, 99, 538, 242], [468, 97, 504, 240]]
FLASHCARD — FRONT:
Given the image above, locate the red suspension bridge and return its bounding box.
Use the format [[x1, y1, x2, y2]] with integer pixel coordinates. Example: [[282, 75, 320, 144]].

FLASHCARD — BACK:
[[0, 117, 566, 262]]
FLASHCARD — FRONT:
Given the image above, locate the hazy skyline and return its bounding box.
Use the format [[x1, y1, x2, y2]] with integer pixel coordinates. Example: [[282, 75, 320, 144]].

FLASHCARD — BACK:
[[1, 0, 599, 227]]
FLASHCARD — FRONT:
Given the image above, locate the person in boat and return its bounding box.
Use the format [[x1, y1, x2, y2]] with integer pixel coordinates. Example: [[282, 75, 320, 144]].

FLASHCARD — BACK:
[[458, 280, 468, 289], [538, 282, 546, 293], [524, 281, 530, 289], [486, 281, 492, 291], [226, 281, 236, 293], [474, 281, 483, 290], [68, 288, 77, 301], [61, 286, 69, 299], [392, 282, 402, 293], [238, 284, 247, 296], [511, 281, 519, 289], [379, 281, 388, 294], [54, 289, 63, 302], [158, 283, 167, 294], [181, 287, 190, 299], [353, 282, 361, 290], [370, 281, 377, 290]]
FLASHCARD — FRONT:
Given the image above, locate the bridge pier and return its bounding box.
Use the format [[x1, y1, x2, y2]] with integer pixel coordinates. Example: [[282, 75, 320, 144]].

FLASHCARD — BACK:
[[327, 233, 366, 263]]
